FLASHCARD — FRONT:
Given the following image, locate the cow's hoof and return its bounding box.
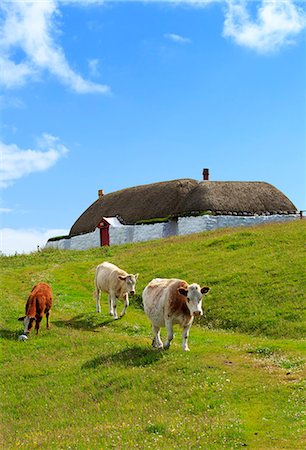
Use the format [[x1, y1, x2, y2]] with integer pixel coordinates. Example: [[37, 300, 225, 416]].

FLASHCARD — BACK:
[[152, 339, 163, 349]]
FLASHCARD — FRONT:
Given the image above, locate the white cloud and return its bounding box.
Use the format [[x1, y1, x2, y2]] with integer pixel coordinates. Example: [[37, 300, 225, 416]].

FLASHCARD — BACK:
[[0, 134, 69, 188], [0, 228, 69, 256], [223, 0, 306, 53], [0, 1, 305, 96], [0, 1, 109, 93], [164, 33, 192, 44], [88, 58, 100, 77], [0, 56, 35, 89], [0, 95, 25, 110], [0, 208, 12, 213], [1, 1, 305, 96]]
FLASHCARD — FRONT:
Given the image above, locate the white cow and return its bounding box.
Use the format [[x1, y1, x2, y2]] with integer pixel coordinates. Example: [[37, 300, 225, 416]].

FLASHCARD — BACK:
[[94, 262, 138, 319], [142, 278, 210, 351]]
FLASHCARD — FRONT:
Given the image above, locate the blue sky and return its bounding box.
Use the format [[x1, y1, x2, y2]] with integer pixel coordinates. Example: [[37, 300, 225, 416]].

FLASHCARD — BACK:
[[0, 0, 305, 255]]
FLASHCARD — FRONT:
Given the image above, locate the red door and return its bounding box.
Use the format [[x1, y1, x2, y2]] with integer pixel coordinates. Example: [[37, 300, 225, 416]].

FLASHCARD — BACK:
[[98, 220, 110, 246]]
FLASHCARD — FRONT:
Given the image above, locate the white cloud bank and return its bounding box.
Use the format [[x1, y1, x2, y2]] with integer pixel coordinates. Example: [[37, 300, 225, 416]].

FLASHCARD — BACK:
[[0, 1, 305, 94], [0, 134, 69, 188], [223, 0, 306, 53], [0, 228, 69, 256], [0, 1, 109, 93]]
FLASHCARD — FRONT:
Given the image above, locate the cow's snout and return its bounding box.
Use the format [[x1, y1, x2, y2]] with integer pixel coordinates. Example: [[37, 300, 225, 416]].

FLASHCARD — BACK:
[[130, 290, 135, 296], [193, 310, 202, 317]]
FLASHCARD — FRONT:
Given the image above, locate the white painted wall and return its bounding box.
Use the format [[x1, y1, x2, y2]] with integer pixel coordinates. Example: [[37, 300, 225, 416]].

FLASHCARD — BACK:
[[133, 223, 165, 242], [46, 228, 100, 251], [109, 225, 134, 245], [177, 214, 298, 236], [70, 228, 100, 250], [45, 214, 299, 251]]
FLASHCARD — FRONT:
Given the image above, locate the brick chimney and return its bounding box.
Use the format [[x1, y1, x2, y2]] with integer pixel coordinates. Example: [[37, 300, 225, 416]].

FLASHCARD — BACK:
[[202, 168, 209, 181], [98, 189, 104, 199]]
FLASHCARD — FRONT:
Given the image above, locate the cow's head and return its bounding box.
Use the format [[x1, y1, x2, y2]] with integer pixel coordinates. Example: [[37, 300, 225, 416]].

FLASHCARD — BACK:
[[178, 283, 210, 317], [118, 273, 139, 295], [18, 315, 35, 334]]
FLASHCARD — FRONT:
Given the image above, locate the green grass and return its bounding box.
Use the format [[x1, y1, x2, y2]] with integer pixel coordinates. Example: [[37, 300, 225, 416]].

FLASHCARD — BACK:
[[0, 221, 305, 449]]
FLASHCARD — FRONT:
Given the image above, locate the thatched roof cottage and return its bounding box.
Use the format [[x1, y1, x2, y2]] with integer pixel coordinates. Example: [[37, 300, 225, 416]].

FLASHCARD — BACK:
[[47, 174, 298, 251]]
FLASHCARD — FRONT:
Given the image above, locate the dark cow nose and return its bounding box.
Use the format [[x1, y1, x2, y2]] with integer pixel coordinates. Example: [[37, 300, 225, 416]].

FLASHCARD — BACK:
[[193, 311, 201, 317], [130, 290, 135, 296]]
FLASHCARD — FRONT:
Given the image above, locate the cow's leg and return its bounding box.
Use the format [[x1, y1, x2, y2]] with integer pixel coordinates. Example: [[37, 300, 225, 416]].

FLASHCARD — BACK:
[[182, 323, 192, 351], [163, 319, 173, 349], [120, 293, 129, 317], [35, 316, 42, 335], [152, 325, 163, 349], [108, 293, 114, 316], [95, 289, 101, 313], [110, 292, 118, 319], [46, 310, 50, 329]]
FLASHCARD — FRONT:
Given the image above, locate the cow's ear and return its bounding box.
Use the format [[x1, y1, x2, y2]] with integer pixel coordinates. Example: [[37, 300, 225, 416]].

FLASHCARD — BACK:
[[201, 286, 210, 294], [18, 316, 25, 321], [118, 275, 127, 280], [134, 273, 139, 280], [178, 288, 188, 297]]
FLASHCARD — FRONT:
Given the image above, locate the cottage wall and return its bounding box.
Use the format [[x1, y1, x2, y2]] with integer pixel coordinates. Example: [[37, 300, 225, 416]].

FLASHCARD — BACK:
[[46, 214, 299, 251], [109, 225, 134, 245], [46, 228, 100, 251], [133, 223, 164, 242], [177, 214, 299, 236], [70, 228, 100, 250], [46, 236, 71, 250]]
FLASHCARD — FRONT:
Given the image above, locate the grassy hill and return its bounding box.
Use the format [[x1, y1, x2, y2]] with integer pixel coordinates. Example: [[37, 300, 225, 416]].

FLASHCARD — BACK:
[[0, 220, 305, 449]]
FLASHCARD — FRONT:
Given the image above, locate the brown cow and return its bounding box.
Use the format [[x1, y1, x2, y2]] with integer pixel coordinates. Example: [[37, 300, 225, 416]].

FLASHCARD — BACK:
[[142, 278, 210, 351], [18, 282, 52, 335]]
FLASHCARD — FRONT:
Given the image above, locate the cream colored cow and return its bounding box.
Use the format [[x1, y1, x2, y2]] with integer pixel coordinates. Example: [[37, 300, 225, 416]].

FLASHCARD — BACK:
[[94, 262, 138, 319]]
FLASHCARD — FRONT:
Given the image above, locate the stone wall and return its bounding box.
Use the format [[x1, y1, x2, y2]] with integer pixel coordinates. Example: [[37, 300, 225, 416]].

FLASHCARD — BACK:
[[109, 225, 134, 245], [46, 214, 299, 251], [46, 228, 100, 251], [177, 214, 298, 236]]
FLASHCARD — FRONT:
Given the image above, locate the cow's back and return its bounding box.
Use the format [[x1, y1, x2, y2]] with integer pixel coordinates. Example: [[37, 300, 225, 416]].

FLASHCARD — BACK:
[[26, 283, 52, 316], [31, 282, 52, 296], [143, 278, 186, 326], [95, 262, 127, 293]]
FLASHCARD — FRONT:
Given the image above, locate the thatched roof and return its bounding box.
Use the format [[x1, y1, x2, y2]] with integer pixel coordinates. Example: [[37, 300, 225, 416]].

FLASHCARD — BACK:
[[69, 179, 297, 236]]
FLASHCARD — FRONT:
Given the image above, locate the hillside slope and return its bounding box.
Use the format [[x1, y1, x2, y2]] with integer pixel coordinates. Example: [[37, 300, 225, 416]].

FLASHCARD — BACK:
[[2, 220, 304, 338], [0, 221, 305, 449]]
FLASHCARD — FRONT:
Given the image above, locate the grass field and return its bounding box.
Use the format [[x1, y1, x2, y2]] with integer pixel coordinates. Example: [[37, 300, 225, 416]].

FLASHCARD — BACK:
[[0, 220, 305, 449]]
